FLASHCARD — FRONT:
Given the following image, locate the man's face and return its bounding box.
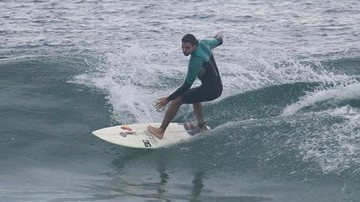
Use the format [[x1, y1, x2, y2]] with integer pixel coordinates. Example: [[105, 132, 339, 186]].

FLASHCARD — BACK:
[[182, 42, 196, 56]]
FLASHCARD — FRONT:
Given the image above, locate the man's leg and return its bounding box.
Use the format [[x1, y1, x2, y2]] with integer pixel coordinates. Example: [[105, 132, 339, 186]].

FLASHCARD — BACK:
[[148, 97, 183, 139], [193, 102, 205, 128]]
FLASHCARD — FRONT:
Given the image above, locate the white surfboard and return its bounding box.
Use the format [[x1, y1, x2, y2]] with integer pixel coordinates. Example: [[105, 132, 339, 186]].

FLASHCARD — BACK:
[[92, 123, 210, 149]]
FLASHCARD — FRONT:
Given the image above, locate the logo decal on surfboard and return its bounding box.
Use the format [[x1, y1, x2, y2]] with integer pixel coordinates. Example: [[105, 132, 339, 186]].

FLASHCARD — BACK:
[[119, 125, 136, 137], [142, 140, 152, 147]]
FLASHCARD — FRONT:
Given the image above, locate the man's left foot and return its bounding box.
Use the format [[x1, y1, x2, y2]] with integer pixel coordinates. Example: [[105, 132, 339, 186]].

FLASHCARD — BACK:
[[197, 122, 207, 130]]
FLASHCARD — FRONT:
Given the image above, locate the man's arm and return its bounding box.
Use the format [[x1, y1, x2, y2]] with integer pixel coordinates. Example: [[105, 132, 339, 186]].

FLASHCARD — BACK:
[[166, 56, 204, 101], [203, 33, 224, 49], [166, 82, 191, 101]]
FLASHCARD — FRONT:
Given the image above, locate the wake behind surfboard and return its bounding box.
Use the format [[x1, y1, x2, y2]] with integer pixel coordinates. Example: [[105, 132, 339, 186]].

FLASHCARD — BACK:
[[92, 123, 210, 149]]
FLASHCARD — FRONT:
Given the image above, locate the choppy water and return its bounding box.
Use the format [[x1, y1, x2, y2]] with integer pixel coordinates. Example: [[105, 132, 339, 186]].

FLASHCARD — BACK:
[[1, 0, 360, 201]]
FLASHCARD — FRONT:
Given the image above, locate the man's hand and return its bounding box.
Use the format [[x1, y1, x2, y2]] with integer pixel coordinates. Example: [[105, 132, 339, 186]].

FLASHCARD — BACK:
[[155, 97, 169, 110], [214, 33, 223, 40]]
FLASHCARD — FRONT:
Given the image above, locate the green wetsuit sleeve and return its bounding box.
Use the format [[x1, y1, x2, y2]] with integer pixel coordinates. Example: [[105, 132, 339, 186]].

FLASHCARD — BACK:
[[166, 57, 204, 101], [185, 56, 204, 85], [202, 38, 223, 49]]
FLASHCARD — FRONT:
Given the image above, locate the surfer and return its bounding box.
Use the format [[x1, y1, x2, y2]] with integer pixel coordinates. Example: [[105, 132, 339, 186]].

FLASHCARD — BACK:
[[148, 33, 223, 139]]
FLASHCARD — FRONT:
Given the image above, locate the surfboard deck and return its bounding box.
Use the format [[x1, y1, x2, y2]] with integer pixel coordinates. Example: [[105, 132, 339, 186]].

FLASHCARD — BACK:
[[92, 123, 210, 149]]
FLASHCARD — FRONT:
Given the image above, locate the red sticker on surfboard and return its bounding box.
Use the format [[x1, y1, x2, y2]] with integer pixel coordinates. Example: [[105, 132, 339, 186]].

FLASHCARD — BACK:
[[119, 125, 136, 137]]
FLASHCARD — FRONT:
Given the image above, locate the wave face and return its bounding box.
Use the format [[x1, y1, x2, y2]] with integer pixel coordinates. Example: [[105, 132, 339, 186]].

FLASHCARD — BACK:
[[1, 0, 360, 201]]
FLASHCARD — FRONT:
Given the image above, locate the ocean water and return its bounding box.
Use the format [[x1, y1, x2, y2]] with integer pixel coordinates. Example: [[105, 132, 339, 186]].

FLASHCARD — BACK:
[[1, 0, 360, 201]]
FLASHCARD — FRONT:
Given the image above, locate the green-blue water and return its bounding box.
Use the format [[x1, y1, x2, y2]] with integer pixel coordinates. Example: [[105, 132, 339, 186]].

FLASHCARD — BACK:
[[1, 1, 360, 201]]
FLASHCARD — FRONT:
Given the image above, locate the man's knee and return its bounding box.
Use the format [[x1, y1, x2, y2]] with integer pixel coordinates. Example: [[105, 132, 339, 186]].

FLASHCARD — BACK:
[[193, 102, 201, 107]]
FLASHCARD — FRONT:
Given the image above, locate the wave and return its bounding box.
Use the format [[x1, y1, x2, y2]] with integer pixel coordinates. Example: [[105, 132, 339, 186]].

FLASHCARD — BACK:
[[5, 50, 357, 180], [172, 105, 360, 180], [71, 47, 358, 125], [137, 78, 353, 179]]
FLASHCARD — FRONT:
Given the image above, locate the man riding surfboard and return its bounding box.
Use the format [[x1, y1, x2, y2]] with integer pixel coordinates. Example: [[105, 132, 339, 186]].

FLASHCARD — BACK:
[[148, 33, 224, 139]]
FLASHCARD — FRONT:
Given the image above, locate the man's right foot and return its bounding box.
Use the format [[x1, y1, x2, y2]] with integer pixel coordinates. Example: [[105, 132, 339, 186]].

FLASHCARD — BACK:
[[147, 125, 164, 139]]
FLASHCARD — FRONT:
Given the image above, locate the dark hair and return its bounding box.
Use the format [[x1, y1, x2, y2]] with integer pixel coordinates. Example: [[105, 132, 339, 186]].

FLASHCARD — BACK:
[[182, 34, 198, 46]]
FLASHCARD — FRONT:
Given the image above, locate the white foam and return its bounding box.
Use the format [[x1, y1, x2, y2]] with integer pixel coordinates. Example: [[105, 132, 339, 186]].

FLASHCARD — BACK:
[[71, 35, 357, 123], [219, 49, 351, 98], [283, 82, 360, 116], [298, 107, 360, 175], [72, 45, 358, 123], [72, 46, 171, 123]]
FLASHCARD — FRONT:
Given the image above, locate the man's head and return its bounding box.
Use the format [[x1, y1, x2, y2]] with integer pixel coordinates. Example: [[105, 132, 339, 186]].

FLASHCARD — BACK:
[[182, 34, 198, 56]]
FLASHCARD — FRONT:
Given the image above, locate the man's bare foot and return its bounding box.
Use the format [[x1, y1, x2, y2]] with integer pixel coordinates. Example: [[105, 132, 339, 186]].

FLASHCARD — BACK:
[[147, 125, 164, 139]]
